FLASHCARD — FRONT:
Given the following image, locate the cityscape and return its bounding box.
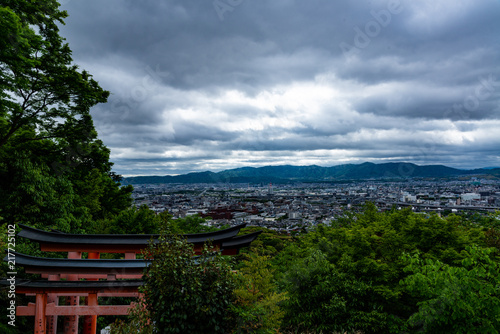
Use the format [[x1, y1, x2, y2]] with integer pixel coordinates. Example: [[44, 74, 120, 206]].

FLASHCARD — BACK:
[[132, 178, 500, 231], [3, 1, 500, 332]]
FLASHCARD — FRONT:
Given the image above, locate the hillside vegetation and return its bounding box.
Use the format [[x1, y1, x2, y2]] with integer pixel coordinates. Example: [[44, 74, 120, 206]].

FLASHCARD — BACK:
[[110, 205, 500, 333], [123, 163, 500, 184]]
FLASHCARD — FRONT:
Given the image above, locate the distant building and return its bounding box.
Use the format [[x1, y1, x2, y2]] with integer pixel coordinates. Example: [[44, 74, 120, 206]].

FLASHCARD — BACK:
[[186, 209, 207, 216], [461, 193, 481, 202], [401, 193, 417, 202], [268, 183, 273, 196]]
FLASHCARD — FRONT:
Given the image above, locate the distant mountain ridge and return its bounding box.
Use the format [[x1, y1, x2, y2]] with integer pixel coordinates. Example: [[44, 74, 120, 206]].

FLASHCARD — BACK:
[[122, 162, 500, 184]]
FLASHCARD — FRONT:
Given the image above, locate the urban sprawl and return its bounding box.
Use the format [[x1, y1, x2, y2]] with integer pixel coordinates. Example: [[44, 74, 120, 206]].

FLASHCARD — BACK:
[[132, 179, 500, 231]]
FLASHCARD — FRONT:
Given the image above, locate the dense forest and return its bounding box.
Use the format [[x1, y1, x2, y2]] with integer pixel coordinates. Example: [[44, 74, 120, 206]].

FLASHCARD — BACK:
[[105, 207, 500, 334], [1, 1, 500, 333]]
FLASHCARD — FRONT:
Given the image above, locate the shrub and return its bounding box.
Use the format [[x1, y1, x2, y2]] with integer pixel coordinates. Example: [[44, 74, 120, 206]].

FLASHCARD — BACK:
[[142, 235, 237, 333]]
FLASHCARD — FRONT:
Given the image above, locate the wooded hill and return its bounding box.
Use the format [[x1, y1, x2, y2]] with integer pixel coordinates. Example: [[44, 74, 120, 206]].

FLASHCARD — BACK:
[[123, 162, 500, 184]]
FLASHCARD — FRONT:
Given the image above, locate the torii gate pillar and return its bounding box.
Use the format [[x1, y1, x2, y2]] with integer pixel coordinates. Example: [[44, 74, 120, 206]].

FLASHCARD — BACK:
[[64, 252, 81, 333]]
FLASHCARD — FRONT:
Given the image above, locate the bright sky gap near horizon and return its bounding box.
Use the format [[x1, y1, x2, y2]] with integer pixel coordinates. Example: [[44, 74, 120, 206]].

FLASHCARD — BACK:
[[58, 0, 500, 176]]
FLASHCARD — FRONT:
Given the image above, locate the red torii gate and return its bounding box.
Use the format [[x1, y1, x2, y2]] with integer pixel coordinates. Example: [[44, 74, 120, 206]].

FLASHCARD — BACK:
[[14, 280, 143, 333], [6, 224, 261, 334]]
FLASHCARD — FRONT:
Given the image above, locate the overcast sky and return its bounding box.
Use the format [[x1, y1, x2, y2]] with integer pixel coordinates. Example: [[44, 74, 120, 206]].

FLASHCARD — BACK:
[[58, 0, 500, 176]]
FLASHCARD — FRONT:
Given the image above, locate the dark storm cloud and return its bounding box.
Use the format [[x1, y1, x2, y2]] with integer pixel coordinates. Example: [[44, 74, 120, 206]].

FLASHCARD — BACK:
[[58, 0, 500, 175]]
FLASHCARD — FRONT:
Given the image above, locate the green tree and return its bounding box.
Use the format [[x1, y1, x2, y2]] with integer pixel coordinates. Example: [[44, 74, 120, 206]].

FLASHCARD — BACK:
[[401, 246, 500, 333], [0, 0, 132, 233], [0, 3, 133, 332], [142, 234, 237, 333], [0, 0, 109, 149], [281, 249, 401, 333], [233, 250, 287, 333], [105, 205, 161, 235], [276, 205, 487, 333], [239, 226, 293, 257], [109, 297, 154, 334], [167, 215, 219, 234]]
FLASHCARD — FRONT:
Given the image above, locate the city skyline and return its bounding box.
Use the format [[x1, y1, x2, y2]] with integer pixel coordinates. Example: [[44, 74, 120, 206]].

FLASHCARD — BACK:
[[59, 0, 500, 176]]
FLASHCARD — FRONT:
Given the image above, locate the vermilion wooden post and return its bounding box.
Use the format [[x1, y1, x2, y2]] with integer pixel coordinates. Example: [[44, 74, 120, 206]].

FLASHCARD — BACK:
[[83, 293, 98, 334], [83, 252, 100, 334], [125, 252, 136, 259], [65, 252, 81, 334], [46, 274, 60, 334], [88, 252, 100, 259], [35, 293, 47, 334]]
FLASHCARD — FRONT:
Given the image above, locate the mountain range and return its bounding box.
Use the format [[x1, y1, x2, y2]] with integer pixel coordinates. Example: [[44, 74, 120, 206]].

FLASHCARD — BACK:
[[121, 162, 500, 185]]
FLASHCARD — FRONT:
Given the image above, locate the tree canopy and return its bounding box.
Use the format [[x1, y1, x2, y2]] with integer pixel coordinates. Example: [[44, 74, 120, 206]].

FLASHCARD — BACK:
[[0, 0, 108, 149], [0, 0, 132, 232], [0, 3, 134, 331], [109, 207, 500, 333], [275, 205, 496, 333]]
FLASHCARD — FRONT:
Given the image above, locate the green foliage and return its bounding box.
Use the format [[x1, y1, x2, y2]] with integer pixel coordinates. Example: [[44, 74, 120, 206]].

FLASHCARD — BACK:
[[401, 246, 500, 333], [0, 0, 133, 235], [276, 204, 489, 333], [233, 250, 287, 333], [239, 226, 293, 257], [281, 250, 402, 334], [104, 205, 161, 234], [142, 235, 237, 333], [109, 297, 154, 334], [457, 211, 500, 230], [1, 154, 83, 231], [0, 0, 109, 149], [166, 215, 220, 234], [485, 227, 500, 251], [0, 4, 134, 332]]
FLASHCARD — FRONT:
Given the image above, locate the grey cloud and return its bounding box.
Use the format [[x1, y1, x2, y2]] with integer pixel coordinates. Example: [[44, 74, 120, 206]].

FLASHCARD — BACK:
[[57, 0, 500, 175]]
